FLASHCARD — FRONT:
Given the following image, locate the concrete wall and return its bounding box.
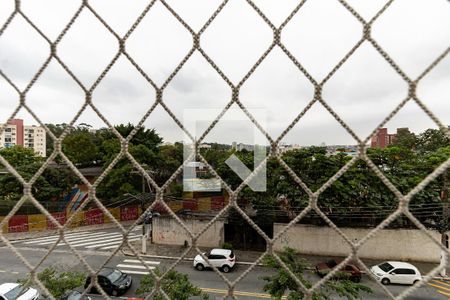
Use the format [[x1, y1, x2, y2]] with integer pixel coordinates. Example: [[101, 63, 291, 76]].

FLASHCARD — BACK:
[[153, 217, 225, 247], [274, 223, 442, 263]]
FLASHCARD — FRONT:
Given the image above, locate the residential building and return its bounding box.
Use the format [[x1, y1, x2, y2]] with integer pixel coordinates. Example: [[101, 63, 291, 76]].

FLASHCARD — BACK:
[[0, 119, 46, 156], [371, 127, 410, 148]]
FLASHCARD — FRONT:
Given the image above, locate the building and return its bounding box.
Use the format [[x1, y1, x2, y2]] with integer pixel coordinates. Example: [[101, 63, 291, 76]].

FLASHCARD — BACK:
[[370, 127, 409, 149], [279, 143, 302, 153], [0, 119, 46, 156]]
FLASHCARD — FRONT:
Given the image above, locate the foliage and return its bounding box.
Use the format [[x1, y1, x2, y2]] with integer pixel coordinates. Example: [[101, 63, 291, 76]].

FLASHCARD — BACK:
[[390, 129, 417, 149], [262, 247, 372, 300], [0, 146, 80, 206], [136, 268, 209, 300], [62, 130, 100, 166], [18, 266, 86, 298], [416, 128, 450, 153], [222, 242, 234, 250]]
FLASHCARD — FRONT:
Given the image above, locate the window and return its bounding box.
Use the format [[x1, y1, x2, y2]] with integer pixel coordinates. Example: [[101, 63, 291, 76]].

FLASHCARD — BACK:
[[393, 268, 416, 275], [98, 276, 108, 285], [5, 128, 11, 132], [378, 262, 394, 272], [4, 285, 28, 299], [105, 269, 122, 282], [208, 254, 225, 260]]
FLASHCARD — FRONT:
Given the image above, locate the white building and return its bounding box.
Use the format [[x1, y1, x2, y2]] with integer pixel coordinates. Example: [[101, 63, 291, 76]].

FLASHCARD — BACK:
[[24, 126, 46, 157], [0, 119, 46, 157]]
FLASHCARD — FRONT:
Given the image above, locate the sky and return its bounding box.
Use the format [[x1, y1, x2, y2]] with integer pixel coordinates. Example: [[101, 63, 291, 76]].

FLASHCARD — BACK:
[[0, 0, 449, 146]]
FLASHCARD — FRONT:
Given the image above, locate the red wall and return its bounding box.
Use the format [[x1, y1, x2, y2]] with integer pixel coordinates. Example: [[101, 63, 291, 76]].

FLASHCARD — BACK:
[[120, 206, 139, 221], [9, 215, 28, 232], [47, 212, 66, 230], [7, 119, 24, 146], [85, 208, 104, 225]]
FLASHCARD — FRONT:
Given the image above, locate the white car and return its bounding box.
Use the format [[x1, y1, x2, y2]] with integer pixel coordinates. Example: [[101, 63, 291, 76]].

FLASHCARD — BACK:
[[193, 249, 236, 273], [370, 261, 421, 285], [0, 283, 39, 300]]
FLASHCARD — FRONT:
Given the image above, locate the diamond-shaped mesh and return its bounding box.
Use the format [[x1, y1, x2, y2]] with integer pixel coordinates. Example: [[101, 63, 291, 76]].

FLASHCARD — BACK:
[[1, 0, 449, 299]]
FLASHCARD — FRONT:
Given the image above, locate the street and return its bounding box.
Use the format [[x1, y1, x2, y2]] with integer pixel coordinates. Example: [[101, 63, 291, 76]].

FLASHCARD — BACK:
[[0, 227, 447, 299]]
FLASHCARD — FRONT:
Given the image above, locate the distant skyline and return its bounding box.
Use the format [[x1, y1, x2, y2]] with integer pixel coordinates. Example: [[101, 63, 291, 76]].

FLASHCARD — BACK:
[[1, 0, 449, 146]]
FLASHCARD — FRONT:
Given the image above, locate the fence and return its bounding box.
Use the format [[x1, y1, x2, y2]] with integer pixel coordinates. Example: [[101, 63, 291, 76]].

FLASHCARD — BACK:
[[0, 205, 141, 234], [0, 1, 449, 300]]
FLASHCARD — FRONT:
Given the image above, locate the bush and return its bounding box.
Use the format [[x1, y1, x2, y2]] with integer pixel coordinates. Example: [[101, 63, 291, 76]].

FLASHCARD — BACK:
[[137, 268, 209, 300], [18, 266, 86, 298], [222, 242, 233, 250]]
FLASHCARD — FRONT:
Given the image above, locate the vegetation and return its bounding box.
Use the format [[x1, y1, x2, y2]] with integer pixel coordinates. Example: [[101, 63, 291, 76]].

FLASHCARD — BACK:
[[136, 267, 209, 300], [262, 247, 372, 300], [18, 266, 86, 298], [0, 124, 448, 229]]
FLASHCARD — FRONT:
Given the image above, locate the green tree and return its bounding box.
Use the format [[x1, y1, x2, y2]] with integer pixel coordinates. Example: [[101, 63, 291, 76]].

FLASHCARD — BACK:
[[136, 268, 209, 300], [62, 131, 100, 166], [262, 248, 372, 300], [0, 146, 80, 206], [18, 266, 86, 298], [416, 128, 450, 153], [390, 130, 417, 149]]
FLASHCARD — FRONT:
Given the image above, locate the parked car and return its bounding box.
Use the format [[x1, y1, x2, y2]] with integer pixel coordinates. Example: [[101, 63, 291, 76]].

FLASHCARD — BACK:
[[84, 267, 132, 296], [193, 249, 236, 273], [315, 259, 362, 282], [59, 290, 91, 300], [0, 283, 39, 300], [370, 261, 421, 285]]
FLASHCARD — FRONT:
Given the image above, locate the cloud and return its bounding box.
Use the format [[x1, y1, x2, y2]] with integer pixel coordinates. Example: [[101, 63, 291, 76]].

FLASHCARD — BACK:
[[0, 0, 449, 146]]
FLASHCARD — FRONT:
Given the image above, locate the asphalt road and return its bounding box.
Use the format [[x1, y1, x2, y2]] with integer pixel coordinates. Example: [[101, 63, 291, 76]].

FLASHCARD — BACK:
[[0, 228, 446, 299]]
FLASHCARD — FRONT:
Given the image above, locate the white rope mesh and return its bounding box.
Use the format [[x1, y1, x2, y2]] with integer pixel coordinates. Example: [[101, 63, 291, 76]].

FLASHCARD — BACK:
[[0, 0, 449, 299]]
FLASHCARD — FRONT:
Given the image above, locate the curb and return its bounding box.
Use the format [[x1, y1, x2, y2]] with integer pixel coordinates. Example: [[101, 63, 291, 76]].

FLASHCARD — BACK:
[[121, 250, 264, 266]]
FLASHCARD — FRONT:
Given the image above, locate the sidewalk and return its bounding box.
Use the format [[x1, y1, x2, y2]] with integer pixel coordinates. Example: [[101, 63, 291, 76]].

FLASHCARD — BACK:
[[122, 239, 450, 280], [122, 240, 264, 265]]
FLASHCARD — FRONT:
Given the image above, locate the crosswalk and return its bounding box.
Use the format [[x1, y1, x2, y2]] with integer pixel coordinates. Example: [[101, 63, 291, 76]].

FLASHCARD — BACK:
[[428, 279, 450, 298], [116, 258, 160, 275], [12, 228, 142, 251]]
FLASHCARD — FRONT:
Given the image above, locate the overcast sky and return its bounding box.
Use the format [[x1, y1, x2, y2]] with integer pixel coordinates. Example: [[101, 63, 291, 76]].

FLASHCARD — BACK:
[[0, 0, 449, 146]]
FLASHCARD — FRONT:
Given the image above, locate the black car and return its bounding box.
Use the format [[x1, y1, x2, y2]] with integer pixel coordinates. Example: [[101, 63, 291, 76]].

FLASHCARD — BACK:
[[84, 267, 132, 296], [59, 290, 91, 300]]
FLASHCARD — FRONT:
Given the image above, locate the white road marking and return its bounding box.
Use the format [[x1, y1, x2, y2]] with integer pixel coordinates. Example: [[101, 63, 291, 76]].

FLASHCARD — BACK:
[[69, 235, 139, 247], [59, 234, 136, 247], [118, 269, 151, 275], [45, 232, 122, 245], [85, 237, 141, 248], [123, 259, 160, 265], [131, 227, 142, 232], [117, 264, 154, 270], [23, 231, 103, 244]]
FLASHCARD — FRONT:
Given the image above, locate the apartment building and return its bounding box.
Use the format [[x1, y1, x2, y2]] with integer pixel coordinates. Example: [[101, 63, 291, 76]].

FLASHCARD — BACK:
[[0, 119, 46, 157], [370, 127, 410, 149]]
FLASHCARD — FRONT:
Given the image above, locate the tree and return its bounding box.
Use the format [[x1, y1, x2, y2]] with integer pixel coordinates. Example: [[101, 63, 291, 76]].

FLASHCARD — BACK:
[[18, 266, 86, 298], [262, 248, 372, 300], [136, 268, 209, 300], [62, 131, 100, 166], [416, 128, 450, 153], [0, 146, 80, 206], [390, 130, 417, 150]]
